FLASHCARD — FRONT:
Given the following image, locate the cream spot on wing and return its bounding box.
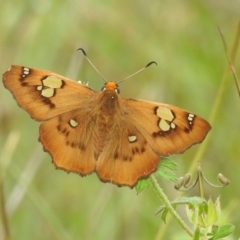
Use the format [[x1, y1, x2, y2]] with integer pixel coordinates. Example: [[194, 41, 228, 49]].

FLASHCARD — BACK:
[[41, 88, 54, 98], [37, 76, 63, 98], [43, 76, 63, 88], [159, 119, 170, 131], [69, 119, 78, 128], [128, 135, 137, 142], [157, 107, 176, 131], [156, 107, 174, 121]]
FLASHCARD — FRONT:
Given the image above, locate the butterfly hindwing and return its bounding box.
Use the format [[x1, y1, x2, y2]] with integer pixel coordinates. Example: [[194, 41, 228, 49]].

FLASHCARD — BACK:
[[39, 109, 97, 175], [3, 65, 97, 121], [96, 119, 160, 187]]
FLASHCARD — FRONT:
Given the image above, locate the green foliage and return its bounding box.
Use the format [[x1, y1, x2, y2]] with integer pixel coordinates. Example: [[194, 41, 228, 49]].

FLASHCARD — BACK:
[[186, 198, 235, 239], [136, 158, 178, 193], [156, 158, 179, 183], [155, 197, 235, 239], [208, 224, 235, 240], [155, 196, 206, 217], [135, 176, 151, 193]]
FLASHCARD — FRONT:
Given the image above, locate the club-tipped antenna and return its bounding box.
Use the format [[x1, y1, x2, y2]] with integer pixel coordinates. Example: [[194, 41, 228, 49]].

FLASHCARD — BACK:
[[117, 61, 157, 84], [77, 48, 107, 83]]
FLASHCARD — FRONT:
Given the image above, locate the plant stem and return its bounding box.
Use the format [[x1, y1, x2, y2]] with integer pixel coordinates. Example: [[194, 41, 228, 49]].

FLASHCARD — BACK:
[[0, 180, 10, 240], [151, 175, 193, 239]]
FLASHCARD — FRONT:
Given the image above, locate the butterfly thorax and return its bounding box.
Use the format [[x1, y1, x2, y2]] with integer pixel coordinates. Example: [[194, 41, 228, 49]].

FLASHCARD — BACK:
[[97, 88, 121, 115], [93, 87, 123, 156], [97, 81, 121, 116]]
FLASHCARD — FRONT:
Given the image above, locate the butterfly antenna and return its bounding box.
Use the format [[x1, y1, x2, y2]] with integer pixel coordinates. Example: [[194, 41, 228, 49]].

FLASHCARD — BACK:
[[117, 61, 157, 84], [77, 48, 107, 83]]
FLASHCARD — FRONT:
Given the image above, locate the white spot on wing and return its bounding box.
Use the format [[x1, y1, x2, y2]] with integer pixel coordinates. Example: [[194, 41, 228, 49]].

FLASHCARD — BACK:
[[37, 86, 43, 91], [69, 119, 78, 128], [22, 67, 30, 78], [128, 135, 137, 142], [78, 80, 89, 86], [187, 113, 195, 124]]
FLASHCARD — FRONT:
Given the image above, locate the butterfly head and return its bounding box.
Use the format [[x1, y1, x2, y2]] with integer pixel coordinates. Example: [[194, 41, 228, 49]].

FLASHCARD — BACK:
[[101, 81, 120, 94]]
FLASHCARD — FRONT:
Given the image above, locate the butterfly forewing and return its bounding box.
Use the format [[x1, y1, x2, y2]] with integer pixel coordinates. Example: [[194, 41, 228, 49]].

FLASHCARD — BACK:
[[3, 65, 211, 188], [123, 99, 211, 156], [3, 65, 97, 121]]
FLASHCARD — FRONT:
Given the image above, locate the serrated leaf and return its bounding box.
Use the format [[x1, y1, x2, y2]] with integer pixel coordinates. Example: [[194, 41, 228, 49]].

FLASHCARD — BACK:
[[199, 202, 208, 215], [155, 196, 206, 216], [160, 158, 178, 170], [155, 206, 166, 215], [212, 224, 235, 239], [172, 196, 206, 206], [156, 158, 178, 182], [135, 177, 151, 194]]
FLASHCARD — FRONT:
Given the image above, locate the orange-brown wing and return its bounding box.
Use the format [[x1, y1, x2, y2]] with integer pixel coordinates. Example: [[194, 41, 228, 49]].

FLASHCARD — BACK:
[[95, 118, 160, 187], [39, 108, 98, 175], [122, 98, 211, 156], [95, 98, 211, 188], [3, 65, 98, 175], [3, 65, 97, 121]]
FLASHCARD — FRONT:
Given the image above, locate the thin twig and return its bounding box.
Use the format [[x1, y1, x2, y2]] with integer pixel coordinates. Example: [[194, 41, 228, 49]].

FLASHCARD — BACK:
[[217, 24, 240, 97]]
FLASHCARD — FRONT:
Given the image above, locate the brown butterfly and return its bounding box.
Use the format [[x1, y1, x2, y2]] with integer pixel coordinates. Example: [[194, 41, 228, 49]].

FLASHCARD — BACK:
[[2, 50, 211, 188]]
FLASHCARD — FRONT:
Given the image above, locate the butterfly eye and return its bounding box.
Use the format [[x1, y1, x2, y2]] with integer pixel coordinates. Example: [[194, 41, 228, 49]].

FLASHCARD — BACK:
[[101, 86, 106, 91], [115, 87, 120, 94]]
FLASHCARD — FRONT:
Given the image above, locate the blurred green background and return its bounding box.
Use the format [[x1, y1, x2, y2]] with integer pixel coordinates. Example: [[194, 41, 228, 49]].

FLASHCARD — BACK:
[[0, 1, 239, 239]]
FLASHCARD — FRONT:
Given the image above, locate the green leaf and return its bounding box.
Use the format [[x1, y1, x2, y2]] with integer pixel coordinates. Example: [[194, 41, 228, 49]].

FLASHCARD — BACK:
[[161, 208, 169, 224], [206, 199, 219, 226], [155, 158, 178, 182], [155, 196, 206, 216], [171, 196, 206, 206], [212, 224, 235, 239], [135, 158, 178, 193], [185, 204, 195, 225], [214, 197, 221, 217], [135, 177, 151, 194], [193, 227, 201, 240], [160, 158, 178, 170]]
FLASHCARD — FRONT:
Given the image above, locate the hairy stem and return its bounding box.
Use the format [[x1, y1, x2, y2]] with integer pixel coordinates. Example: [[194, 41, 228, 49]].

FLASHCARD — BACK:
[[151, 175, 193, 239]]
